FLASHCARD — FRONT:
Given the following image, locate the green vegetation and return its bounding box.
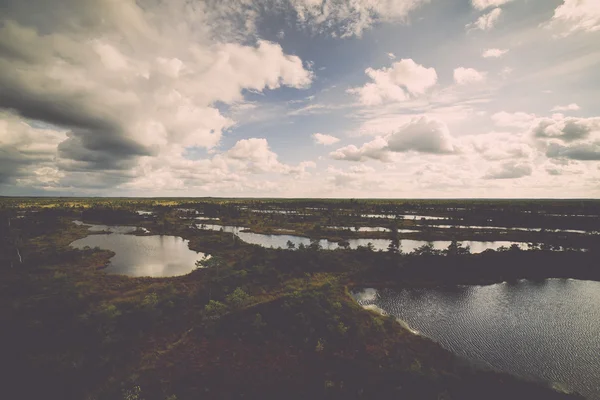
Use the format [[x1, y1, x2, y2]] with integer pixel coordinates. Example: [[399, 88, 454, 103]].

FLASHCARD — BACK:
[[1, 197, 596, 399]]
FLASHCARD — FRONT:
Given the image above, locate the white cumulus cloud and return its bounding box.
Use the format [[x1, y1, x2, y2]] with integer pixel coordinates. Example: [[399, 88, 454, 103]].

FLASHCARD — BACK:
[[467, 7, 503, 30], [551, 103, 580, 112], [313, 133, 341, 145], [547, 0, 600, 36], [454, 67, 486, 84], [330, 137, 391, 162], [471, 0, 514, 11], [482, 48, 509, 58], [348, 59, 437, 105], [387, 117, 456, 154], [492, 111, 537, 128]]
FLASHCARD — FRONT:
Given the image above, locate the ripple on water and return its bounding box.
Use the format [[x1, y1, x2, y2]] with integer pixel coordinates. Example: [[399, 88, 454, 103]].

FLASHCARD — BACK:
[[352, 280, 600, 400]]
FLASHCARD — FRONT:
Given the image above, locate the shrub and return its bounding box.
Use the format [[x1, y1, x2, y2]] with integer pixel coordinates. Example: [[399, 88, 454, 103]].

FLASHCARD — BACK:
[[53, 271, 68, 281], [337, 322, 348, 335], [204, 300, 227, 319], [99, 303, 121, 320], [315, 338, 325, 352], [123, 386, 142, 400], [142, 293, 159, 308], [252, 313, 266, 331], [226, 287, 251, 309]]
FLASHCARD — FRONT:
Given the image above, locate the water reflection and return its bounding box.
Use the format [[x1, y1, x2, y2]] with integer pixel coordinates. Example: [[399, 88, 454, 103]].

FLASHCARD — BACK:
[[197, 224, 523, 253], [73, 220, 148, 234], [71, 222, 205, 277], [352, 280, 600, 399]]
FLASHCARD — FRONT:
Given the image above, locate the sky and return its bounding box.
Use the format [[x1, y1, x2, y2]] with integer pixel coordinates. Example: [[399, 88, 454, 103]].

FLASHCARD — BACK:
[[1, 0, 599, 198]]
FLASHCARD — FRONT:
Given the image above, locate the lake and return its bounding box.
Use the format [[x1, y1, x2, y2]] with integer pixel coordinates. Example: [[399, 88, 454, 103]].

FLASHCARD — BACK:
[[196, 223, 523, 252], [352, 280, 600, 399], [71, 222, 206, 277]]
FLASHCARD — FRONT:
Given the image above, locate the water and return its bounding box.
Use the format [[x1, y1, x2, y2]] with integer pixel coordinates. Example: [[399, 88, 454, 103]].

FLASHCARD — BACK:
[[426, 224, 596, 235], [71, 222, 205, 277], [195, 216, 215, 221], [327, 224, 596, 235], [352, 280, 600, 399], [249, 209, 298, 214], [73, 220, 148, 234], [197, 224, 523, 253], [361, 214, 448, 220], [326, 226, 392, 232]]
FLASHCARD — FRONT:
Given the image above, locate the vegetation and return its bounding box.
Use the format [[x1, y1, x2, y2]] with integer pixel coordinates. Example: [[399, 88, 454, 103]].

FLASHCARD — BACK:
[[1, 197, 597, 399]]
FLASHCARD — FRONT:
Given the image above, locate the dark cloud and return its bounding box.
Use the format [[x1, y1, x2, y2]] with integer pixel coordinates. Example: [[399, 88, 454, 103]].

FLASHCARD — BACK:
[[0, 10, 152, 172], [484, 162, 532, 179], [531, 117, 598, 142], [0, 148, 30, 184], [546, 143, 600, 161], [0, 112, 64, 185], [57, 130, 149, 171], [0, 0, 129, 36], [56, 170, 134, 189]]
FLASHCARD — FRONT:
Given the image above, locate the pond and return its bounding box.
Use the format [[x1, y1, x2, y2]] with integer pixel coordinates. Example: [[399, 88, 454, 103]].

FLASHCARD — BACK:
[[361, 214, 448, 220], [197, 224, 523, 253], [326, 226, 393, 232], [352, 280, 600, 399], [425, 224, 596, 235], [136, 210, 153, 216], [71, 222, 206, 277], [73, 220, 148, 234]]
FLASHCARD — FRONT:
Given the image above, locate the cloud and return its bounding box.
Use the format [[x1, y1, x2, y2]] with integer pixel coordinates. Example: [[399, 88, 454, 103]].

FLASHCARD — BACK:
[[544, 159, 585, 176], [0, 112, 66, 185], [547, 0, 600, 36], [0, 0, 313, 191], [226, 138, 284, 174], [290, 0, 431, 37], [530, 116, 600, 142], [471, 0, 513, 11], [121, 137, 316, 193], [453, 67, 486, 84], [330, 137, 391, 162], [551, 103, 580, 112], [288, 103, 338, 116], [330, 117, 457, 162], [491, 111, 536, 128], [546, 142, 600, 161], [531, 115, 600, 162], [226, 138, 316, 175], [326, 165, 383, 189], [349, 165, 375, 173], [466, 131, 533, 161], [482, 48, 509, 58], [467, 8, 502, 30], [387, 117, 456, 154], [484, 162, 533, 179], [348, 59, 437, 105], [313, 133, 340, 145]]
